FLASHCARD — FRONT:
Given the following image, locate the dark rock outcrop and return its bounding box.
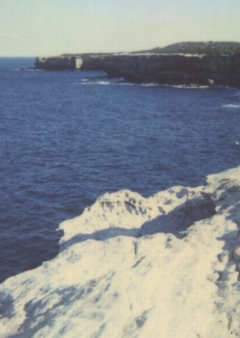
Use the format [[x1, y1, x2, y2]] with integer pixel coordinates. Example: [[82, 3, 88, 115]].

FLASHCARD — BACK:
[[35, 53, 240, 87], [35, 56, 76, 70]]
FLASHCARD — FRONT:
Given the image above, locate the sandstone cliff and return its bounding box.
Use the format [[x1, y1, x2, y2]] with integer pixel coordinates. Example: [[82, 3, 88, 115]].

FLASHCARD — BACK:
[[35, 53, 240, 87]]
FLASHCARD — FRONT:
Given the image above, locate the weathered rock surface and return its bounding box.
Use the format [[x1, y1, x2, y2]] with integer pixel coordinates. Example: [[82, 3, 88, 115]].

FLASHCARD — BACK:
[[1, 166, 240, 337], [35, 53, 240, 87]]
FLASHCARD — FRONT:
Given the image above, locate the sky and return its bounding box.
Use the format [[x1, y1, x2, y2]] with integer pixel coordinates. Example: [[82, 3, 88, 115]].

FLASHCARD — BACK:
[[0, 0, 240, 56]]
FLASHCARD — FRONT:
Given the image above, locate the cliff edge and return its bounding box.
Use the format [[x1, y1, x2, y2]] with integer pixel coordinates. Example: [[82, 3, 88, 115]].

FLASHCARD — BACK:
[[35, 42, 240, 87]]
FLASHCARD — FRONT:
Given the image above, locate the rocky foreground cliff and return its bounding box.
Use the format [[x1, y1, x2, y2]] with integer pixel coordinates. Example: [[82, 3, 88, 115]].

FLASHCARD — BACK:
[[1, 166, 240, 337], [35, 53, 240, 87]]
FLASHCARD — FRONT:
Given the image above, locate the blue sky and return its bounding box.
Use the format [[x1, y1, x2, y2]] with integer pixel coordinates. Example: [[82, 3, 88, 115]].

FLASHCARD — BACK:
[[0, 0, 240, 56]]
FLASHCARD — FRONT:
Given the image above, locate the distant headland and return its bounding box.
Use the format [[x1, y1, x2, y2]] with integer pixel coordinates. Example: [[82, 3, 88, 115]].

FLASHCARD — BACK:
[[34, 41, 240, 87]]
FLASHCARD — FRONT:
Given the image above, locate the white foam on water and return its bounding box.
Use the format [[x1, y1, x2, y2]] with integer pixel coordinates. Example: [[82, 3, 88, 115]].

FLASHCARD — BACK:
[[26, 68, 43, 72], [81, 80, 111, 85], [118, 82, 135, 86], [80, 79, 135, 86], [140, 83, 159, 87], [171, 84, 209, 89], [76, 78, 159, 87], [75, 79, 174, 87], [222, 104, 240, 108], [1, 167, 240, 337]]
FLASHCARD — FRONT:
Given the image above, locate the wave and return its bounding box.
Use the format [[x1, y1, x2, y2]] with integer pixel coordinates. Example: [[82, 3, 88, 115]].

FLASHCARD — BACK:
[[140, 83, 159, 87], [167, 84, 209, 89], [81, 81, 158, 87], [222, 104, 240, 108], [118, 82, 135, 86], [82, 80, 111, 85], [74, 77, 215, 89], [76, 77, 162, 87], [26, 68, 44, 72], [11, 68, 44, 72], [75, 78, 131, 86], [222, 92, 240, 100], [75, 77, 125, 86], [12, 68, 43, 72]]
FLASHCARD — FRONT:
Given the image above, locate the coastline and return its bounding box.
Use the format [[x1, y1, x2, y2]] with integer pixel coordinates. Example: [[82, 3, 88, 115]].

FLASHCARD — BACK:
[[34, 53, 240, 87]]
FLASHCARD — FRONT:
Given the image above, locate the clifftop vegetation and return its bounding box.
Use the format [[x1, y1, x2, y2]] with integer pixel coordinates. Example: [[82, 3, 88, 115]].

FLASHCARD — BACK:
[[135, 41, 240, 55]]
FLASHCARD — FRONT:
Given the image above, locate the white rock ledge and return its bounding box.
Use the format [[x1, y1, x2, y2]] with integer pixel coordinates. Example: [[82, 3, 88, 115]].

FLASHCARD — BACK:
[[1, 166, 240, 337]]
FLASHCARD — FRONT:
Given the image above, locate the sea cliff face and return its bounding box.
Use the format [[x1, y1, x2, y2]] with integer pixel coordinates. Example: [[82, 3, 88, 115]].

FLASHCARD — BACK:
[[35, 53, 240, 87]]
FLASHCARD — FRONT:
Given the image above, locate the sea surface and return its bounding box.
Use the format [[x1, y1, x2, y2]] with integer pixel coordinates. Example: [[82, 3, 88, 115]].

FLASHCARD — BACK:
[[0, 57, 240, 283]]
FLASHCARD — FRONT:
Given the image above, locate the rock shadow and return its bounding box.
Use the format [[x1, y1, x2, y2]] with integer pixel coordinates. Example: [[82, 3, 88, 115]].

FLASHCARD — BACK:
[[7, 276, 111, 338], [61, 197, 216, 249], [0, 292, 15, 319], [215, 189, 240, 283]]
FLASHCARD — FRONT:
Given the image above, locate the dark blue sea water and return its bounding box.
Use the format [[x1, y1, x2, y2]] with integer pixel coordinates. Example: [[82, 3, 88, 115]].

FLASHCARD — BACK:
[[0, 57, 240, 283]]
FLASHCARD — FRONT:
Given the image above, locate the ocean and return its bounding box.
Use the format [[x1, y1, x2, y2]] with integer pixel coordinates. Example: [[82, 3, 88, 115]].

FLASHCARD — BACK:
[[0, 57, 240, 283]]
